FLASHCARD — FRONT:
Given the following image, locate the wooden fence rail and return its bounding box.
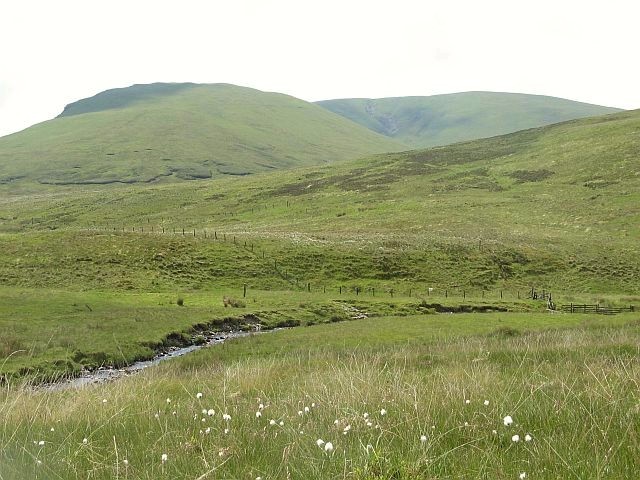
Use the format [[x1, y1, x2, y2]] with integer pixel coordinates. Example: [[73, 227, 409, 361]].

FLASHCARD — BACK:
[[559, 304, 635, 315]]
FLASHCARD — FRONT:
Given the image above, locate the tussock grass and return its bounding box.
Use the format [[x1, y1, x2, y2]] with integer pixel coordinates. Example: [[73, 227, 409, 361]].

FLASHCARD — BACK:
[[1, 315, 638, 478]]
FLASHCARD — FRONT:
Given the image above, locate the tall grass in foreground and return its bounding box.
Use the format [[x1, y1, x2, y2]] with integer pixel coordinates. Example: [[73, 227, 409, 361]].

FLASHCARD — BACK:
[[1, 318, 638, 479]]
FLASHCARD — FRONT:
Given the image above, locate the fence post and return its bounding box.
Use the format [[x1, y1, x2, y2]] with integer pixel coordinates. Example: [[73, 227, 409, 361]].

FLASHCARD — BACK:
[[307, 282, 311, 292], [463, 290, 466, 299], [445, 290, 447, 298], [243, 284, 247, 298], [500, 290, 503, 299]]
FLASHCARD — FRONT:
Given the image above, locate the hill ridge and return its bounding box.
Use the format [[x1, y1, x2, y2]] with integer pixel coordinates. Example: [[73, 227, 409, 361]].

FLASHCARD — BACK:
[[316, 91, 622, 148]]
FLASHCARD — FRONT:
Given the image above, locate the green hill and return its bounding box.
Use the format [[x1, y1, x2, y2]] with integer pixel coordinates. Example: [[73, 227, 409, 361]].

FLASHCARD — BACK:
[[0, 83, 402, 187], [317, 91, 622, 148], [1, 108, 638, 294]]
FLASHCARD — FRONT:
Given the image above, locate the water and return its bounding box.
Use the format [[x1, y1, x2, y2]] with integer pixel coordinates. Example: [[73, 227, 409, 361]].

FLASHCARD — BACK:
[[44, 330, 258, 391]]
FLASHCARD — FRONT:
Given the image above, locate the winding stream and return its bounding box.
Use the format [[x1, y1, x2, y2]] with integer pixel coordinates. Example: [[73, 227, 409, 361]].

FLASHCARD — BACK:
[[45, 330, 260, 391]]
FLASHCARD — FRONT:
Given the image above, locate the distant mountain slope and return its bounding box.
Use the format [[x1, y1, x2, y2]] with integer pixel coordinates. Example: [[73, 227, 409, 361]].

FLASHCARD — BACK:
[[0, 83, 402, 187], [316, 92, 622, 148], [0, 109, 638, 292]]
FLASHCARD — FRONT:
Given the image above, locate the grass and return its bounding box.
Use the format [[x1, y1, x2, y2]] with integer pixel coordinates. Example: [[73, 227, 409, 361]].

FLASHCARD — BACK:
[[1, 109, 638, 294], [0, 83, 401, 188], [317, 91, 621, 148], [1, 313, 638, 478], [0, 284, 543, 380]]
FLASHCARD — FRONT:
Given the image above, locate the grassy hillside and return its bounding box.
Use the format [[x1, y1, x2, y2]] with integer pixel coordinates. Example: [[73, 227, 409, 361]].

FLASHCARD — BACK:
[[317, 91, 622, 148], [0, 83, 402, 188], [1, 109, 637, 292], [1, 108, 638, 379]]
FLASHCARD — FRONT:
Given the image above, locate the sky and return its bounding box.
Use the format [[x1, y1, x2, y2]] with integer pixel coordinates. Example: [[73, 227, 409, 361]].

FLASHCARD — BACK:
[[1, 0, 639, 137]]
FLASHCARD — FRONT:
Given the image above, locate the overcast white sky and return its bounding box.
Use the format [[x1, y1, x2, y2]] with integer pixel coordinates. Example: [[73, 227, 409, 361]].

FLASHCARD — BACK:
[[1, 0, 639, 137]]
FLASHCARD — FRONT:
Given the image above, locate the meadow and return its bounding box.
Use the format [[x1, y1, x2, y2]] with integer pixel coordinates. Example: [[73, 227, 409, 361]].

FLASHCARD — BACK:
[[1, 313, 638, 479], [0, 107, 638, 478]]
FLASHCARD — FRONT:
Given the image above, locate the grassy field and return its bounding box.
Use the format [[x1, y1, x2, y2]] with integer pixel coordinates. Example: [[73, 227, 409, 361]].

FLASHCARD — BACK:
[[0, 101, 638, 478], [317, 92, 621, 148], [1, 313, 638, 479], [0, 83, 401, 188]]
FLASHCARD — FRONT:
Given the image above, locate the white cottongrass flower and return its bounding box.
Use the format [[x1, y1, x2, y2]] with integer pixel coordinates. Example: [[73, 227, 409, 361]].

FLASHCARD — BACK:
[[82, 438, 88, 445], [380, 409, 387, 416], [519, 473, 526, 479], [304, 406, 310, 413], [205, 427, 211, 434], [333, 419, 340, 426], [123, 459, 129, 466], [464, 422, 469, 427], [420, 435, 428, 443], [166, 398, 171, 404], [311, 403, 316, 407], [279, 421, 284, 427], [503, 415, 513, 426], [222, 413, 231, 421], [363, 412, 369, 419], [484, 400, 490, 406], [196, 392, 203, 399], [343, 425, 351, 434], [258, 403, 264, 410], [255, 411, 262, 418], [202, 409, 207, 415], [207, 409, 215, 416], [298, 410, 303, 416], [525, 434, 532, 442], [38, 440, 45, 446], [324, 442, 334, 453], [102, 399, 107, 404], [172, 411, 177, 416], [161, 453, 168, 463], [512, 434, 520, 442], [465, 399, 471, 405], [50, 428, 55, 432], [269, 419, 276, 426], [256, 477, 262, 480], [366, 421, 373, 427], [224, 428, 229, 434], [154, 413, 160, 419], [316, 438, 325, 447], [492, 429, 498, 435]]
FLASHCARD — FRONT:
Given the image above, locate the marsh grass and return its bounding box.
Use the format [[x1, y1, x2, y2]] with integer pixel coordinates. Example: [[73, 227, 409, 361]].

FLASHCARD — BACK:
[[1, 314, 638, 479]]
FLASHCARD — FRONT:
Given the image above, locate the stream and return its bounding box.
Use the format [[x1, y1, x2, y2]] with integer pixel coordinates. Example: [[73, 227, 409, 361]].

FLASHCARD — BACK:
[[44, 330, 261, 391]]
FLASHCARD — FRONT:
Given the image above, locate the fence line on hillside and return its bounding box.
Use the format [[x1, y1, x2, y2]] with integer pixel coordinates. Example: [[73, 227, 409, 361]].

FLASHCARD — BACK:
[[559, 304, 635, 315], [44, 223, 565, 304]]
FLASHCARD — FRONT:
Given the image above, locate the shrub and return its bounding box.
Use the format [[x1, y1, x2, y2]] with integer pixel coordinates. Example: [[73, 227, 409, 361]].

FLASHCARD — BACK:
[[223, 296, 245, 308], [177, 298, 184, 306]]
